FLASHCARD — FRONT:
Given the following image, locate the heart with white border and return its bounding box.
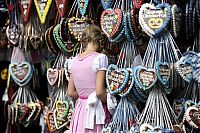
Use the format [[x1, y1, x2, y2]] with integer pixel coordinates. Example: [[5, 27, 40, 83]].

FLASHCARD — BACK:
[[47, 68, 59, 86], [134, 65, 157, 91], [186, 106, 200, 128], [9, 62, 32, 86], [156, 61, 170, 86], [139, 3, 171, 37], [177, 59, 193, 82], [106, 64, 129, 95]]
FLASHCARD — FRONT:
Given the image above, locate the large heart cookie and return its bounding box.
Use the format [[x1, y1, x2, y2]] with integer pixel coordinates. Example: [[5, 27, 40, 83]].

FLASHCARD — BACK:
[[34, 0, 52, 24], [101, 8, 123, 38], [134, 65, 157, 91], [106, 64, 129, 95], [55, 0, 68, 17], [177, 59, 193, 82], [9, 62, 32, 86], [186, 106, 200, 128], [18, 0, 33, 23], [56, 100, 69, 118], [139, 3, 171, 37], [156, 61, 170, 86], [68, 17, 93, 41], [47, 111, 57, 132], [47, 68, 59, 86], [53, 109, 67, 130]]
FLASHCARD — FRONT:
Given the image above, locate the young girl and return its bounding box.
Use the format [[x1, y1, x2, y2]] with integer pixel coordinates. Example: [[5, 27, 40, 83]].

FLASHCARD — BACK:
[[67, 24, 110, 133]]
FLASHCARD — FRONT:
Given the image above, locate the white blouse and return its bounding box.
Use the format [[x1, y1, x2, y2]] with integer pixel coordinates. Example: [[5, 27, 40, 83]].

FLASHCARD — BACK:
[[66, 53, 108, 73]]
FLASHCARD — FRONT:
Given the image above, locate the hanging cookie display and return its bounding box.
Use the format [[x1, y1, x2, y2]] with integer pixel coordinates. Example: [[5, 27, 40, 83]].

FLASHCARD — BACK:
[[134, 88, 180, 132], [43, 86, 74, 132], [7, 86, 43, 128]]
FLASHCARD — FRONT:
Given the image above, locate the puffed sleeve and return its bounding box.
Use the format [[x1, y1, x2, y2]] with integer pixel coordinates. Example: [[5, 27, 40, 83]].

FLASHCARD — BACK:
[[92, 54, 108, 71], [64, 57, 74, 73]]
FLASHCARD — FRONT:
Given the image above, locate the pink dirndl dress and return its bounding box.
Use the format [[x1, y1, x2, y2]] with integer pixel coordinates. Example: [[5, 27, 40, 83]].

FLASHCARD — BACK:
[[69, 52, 110, 133]]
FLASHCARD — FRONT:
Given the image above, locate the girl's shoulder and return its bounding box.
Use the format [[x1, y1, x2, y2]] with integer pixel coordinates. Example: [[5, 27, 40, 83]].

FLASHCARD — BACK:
[[92, 53, 108, 71]]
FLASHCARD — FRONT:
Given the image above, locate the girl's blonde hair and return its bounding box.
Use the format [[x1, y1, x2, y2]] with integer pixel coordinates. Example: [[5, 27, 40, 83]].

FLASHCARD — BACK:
[[81, 24, 104, 48]]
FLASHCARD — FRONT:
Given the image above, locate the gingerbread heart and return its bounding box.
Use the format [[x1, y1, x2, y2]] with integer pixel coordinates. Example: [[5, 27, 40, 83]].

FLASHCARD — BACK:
[[17, 104, 30, 125], [173, 99, 185, 119], [182, 51, 200, 83], [27, 103, 37, 122], [6, 25, 20, 45], [101, 8, 123, 38], [139, 3, 171, 37], [34, 0, 52, 24], [77, 0, 89, 16], [183, 51, 199, 68], [56, 100, 69, 118], [106, 64, 129, 95], [53, 109, 67, 130], [101, 0, 112, 10], [9, 62, 32, 86], [184, 100, 196, 111], [186, 106, 200, 128], [134, 65, 157, 91], [47, 111, 57, 132], [177, 59, 193, 82], [33, 102, 42, 121], [119, 68, 134, 97], [30, 35, 41, 49], [156, 61, 170, 86], [55, 0, 68, 17], [47, 68, 59, 86], [22, 103, 37, 127], [68, 17, 93, 41], [18, 0, 33, 23]]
